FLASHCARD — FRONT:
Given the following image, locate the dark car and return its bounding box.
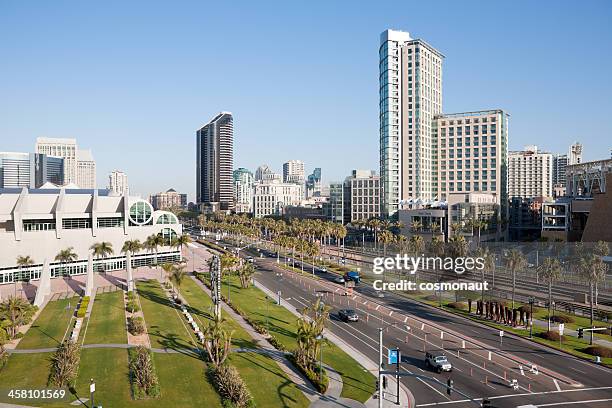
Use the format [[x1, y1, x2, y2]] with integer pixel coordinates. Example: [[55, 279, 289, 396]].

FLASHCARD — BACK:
[[338, 309, 359, 322]]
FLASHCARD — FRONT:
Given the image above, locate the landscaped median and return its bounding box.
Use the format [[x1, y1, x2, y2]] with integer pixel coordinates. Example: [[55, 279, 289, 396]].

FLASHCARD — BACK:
[[194, 271, 377, 403]]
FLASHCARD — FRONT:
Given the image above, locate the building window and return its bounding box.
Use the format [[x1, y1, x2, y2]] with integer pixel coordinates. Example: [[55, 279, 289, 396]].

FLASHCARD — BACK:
[[62, 218, 92, 229], [97, 217, 124, 228], [156, 213, 178, 224], [23, 220, 56, 231], [128, 201, 153, 226]]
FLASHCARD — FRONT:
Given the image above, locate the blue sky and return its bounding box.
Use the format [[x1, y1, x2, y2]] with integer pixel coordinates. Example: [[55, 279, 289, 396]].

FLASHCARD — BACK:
[[1, 0, 611, 201]]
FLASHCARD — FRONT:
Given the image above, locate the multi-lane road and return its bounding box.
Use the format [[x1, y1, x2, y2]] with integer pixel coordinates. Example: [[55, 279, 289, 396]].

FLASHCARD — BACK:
[[187, 239, 612, 407]]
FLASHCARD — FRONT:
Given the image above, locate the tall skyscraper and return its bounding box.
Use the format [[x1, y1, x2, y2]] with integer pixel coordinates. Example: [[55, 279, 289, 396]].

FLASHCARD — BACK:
[[196, 112, 234, 211], [508, 145, 553, 199], [76, 149, 96, 189], [108, 170, 129, 195], [35, 137, 78, 184], [0, 152, 64, 188], [233, 167, 254, 213], [379, 29, 443, 218], [283, 160, 305, 184]]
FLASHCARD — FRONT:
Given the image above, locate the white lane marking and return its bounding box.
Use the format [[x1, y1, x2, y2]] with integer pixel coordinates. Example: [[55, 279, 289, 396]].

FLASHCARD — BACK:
[[537, 399, 612, 407], [554, 379, 561, 391], [415, 386, 612, 406], [569, 367, 586, 374]]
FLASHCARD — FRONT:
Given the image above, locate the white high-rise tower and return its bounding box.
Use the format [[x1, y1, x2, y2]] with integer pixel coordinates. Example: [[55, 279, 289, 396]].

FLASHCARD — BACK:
[[379, 29, 443, 218]]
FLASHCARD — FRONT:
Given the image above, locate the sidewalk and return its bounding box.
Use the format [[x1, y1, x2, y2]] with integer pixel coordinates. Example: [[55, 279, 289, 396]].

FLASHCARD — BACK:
[[189, 274, 321, 403], [531, 318, 612, 348]]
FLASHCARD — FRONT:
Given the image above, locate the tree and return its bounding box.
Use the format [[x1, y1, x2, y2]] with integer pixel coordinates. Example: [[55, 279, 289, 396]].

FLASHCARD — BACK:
[[172, 234, 192, 257], [577, 254, 608, 345], [144, 234, 165, 267], [55, 248, 78, 278], [378, 230, 394, 257], [367, 217, 382, 250], [593, 241, 609, 306], [169, 265, 187, 298], [15, 255, 34, 297], [538, 257, 562, 332], [90, 242, 114, 274], [295, 297, 330, 370], [49, 341, 80, 387], [410, 220, 423, 233], [0, 297, 37, 339], [122, 239, 142, 257], [237, 262, 256, 289], [474, 247, 495, 306], [160, 263, 175, 286], [203, 314, 234, 367], [504, 249, 526, 309]]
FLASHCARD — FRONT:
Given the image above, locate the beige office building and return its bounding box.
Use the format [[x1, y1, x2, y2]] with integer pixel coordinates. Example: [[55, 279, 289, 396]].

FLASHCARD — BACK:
[[508, 145, 553, 199], [348, 170, 380, 222], [252, 180, 302, 218], [435, 110, 509, 206], [35, 137, 78, 185], [76, 149, 96, 189]]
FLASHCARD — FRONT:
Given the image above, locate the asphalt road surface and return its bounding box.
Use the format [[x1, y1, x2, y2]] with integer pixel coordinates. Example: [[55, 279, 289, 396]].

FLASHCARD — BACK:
[[187, 240, 612, 408]]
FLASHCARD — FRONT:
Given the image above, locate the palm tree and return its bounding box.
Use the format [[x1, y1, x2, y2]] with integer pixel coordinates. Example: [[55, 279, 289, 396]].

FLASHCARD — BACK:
[[593, 241, 609, 307], [160, 263, 175, 285], [538, 257, 562, 332], [172, 234, 192, 257], [144, 234, 165, 267], [367, 217, 382, 250], [122, 239, 142, 257], [169, 265, 187, 298], [577, 254, 608, 345], [203, 314, 234, 367], [378, 230, 394, 257], [55, 248, 78, 278], [0, 296, 36, 339], [90, 242, 114, 274], [237, 262, 256, 289], [411, 220, 423, 233], [474, 247, 495, 306], [15, 255, 34, 297], [505, 249, 526, 309], [430, 221, 440, 237]]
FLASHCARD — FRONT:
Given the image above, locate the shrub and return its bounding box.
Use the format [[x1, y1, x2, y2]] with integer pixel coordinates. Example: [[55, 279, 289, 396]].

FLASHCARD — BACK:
[[550, 315, 574, 324], [49, 341, 80, 387], [210, 364, 254, 408], [424, 295, 438, 302], [446, 302, 467, 310], [288, 353, 328, 393], [76, 297, 89, 318], [538, 331, 565, 341], [128, 317, 146, 335], [126, 291, 136, 301], [267, 335, 286, 352], [126, 300, 140, 313], [129, 346, 160, 399], [583, 345, 612, 358]]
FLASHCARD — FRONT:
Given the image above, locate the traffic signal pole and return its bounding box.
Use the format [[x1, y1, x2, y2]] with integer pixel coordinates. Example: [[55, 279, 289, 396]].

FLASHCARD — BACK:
[[378, 328, 383, 408]]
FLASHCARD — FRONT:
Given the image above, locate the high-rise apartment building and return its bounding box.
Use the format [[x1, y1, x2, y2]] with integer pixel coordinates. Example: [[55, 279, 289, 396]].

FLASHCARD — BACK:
[[252, 180, 302, 218], [283, 160, 305, 184], [435, 110, 509, 206], [305, 168, 322, 198], [35, 137, 78, 184], [552, 154, 569, 187], [379, 29, 443, 218], [233, 168, 254, 213], [255, 164, 281, 182], [508, 145, 553, 199], [196, 112, 234, 212], [0, 152, 64, 188], [76, 149, 96, 189], [108, 170, 129, 195]]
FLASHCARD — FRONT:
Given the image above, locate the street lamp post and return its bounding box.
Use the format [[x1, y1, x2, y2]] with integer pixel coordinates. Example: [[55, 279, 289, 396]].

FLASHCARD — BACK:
[[316, 334, 324, 384], [529, 297, 534, 339]]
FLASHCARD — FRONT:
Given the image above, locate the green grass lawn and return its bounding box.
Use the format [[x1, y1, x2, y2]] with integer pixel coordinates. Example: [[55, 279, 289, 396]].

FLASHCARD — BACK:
[[0, 353, 53, 399], [230, 351, 310, 408], [136, 280, 196, 351], [197, 273, 376, 402], [83, 291, 127, 344], [18, 297, 78, 349], [182, 277, 310, 408]]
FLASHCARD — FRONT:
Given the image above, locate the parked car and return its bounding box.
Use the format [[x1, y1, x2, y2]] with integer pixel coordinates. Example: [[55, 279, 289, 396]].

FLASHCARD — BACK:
[[333, 275, 345, 284], [424, 351, 452, 373], [338, 309, 359, 322]]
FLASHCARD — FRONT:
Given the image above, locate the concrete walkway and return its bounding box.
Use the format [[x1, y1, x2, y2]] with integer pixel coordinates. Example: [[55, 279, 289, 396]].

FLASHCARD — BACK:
[[253, 280, 414, 408], [189, 274, 322, 403]]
